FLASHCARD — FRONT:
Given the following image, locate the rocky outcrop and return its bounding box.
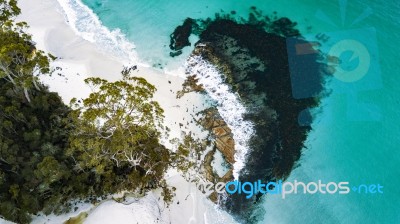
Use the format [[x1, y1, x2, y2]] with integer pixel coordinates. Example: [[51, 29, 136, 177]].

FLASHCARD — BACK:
[[173, 9, 326, 222], [203, 147, 217, 182], [176, 75, 204, 98], [200, 108, 235, 165], [199, 108, 235, 204]]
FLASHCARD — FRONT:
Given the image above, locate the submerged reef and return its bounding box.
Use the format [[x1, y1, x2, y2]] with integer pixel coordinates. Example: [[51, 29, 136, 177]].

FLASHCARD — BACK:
[[169, 18, 195, 57], [174, 7, 328, 223]]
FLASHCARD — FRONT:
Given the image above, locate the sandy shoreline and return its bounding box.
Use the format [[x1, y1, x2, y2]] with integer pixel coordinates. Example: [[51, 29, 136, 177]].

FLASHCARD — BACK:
[[11, 0, 237, 223], [17, 0, 209, 148]]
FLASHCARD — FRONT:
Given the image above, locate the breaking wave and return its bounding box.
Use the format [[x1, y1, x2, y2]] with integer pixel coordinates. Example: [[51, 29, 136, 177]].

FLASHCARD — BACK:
[[185, 55, 254, 179], [55, 0, 143, 65]]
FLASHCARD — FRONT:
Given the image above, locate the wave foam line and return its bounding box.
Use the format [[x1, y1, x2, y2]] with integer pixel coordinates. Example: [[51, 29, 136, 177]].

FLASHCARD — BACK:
[[185, 55, 254, 180], [56, 0, 145, 65]]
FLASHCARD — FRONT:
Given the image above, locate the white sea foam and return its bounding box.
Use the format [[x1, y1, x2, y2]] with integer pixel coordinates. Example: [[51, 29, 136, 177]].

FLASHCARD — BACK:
[[55, 0, 146, 65], [55, 0, 253, 180], [185, 55, 254, 180]]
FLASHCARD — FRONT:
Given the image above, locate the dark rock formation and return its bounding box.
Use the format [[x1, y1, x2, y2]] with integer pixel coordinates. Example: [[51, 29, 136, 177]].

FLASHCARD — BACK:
[[195, 18, 326, 177], [175, 9, 327, 223], [169, 18, 195, 57], [190, 18, 325, 223]]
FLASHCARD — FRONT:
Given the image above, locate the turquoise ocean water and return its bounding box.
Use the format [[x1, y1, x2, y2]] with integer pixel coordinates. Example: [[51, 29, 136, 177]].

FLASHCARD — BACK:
[[73, 0, 399, 223]]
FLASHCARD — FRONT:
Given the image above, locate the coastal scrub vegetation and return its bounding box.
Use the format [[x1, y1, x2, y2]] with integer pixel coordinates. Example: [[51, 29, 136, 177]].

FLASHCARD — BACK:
[[0, 2, 194, 223]]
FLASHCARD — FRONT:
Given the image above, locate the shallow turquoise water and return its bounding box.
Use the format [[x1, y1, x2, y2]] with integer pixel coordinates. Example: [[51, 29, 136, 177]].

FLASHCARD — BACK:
[[81, 0, 399, 223]]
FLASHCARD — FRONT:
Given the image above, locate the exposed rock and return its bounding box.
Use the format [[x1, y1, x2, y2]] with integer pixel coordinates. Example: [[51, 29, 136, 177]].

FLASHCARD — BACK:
[[208, 191, 218, 203], [215, 137, 234, 164], [193, 107, 236, 204], [199, 108, 235, 165], [202, 145, 234, 204], [176, 75, 204, 98], [212, 126, 227, 136], [203, 147, 217, 182]]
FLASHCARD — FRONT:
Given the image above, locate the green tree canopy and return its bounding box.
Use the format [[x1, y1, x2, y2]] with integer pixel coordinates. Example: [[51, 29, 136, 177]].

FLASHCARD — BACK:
[[0, 79, 72, 223], [0, 1, 54, 102], [67, 72, 170, 191], [0, 0, 19, 25], [0, 1, 191, 223]]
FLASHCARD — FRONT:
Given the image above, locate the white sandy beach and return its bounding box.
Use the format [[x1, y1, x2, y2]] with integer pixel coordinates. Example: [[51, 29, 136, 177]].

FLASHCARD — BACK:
[[11, 0, 237, 223], [17, 0, 209, 148]]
